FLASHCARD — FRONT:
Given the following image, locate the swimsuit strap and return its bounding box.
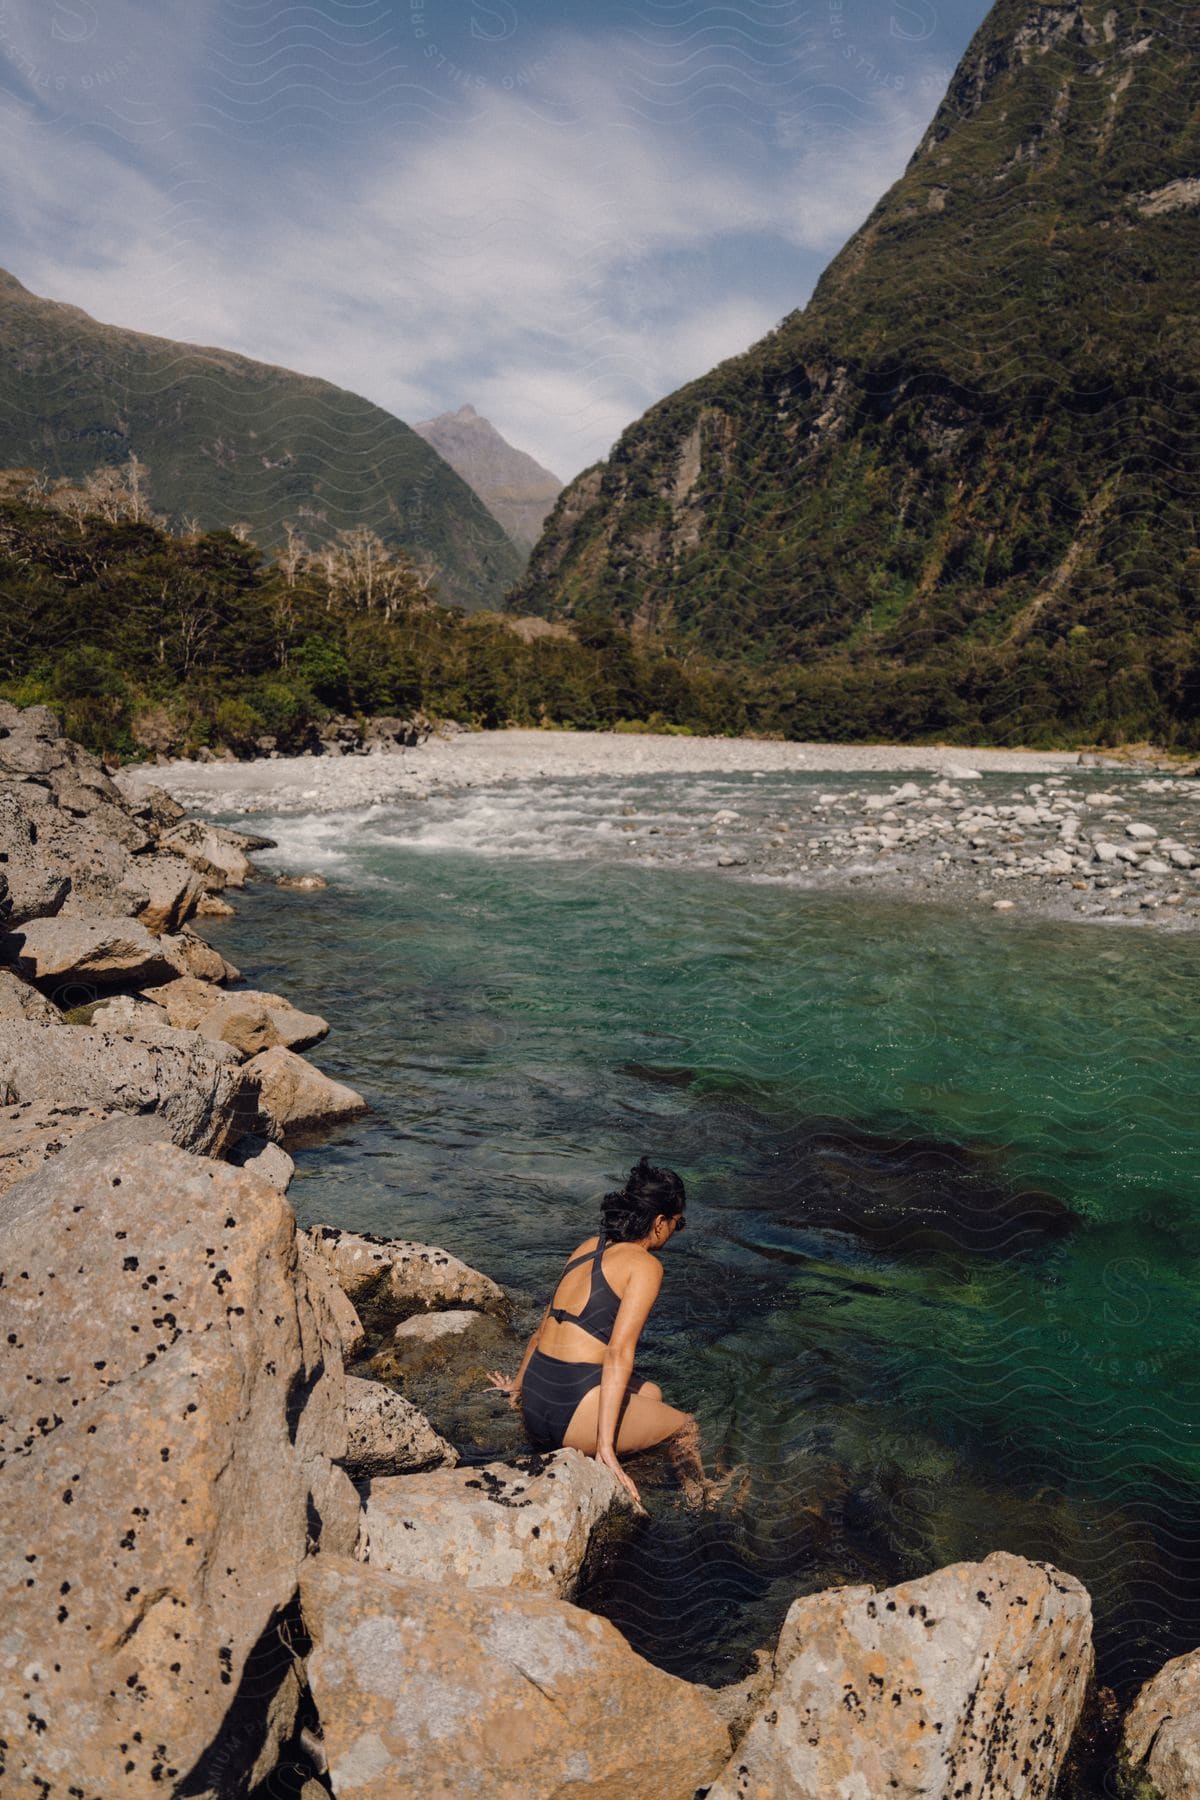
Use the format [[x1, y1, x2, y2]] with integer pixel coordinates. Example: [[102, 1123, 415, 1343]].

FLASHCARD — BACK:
[[548, 1231, 608, 1325]]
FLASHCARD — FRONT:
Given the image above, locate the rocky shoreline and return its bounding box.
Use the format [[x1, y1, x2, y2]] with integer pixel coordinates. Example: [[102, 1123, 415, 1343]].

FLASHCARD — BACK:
[[123, 729, 1200, 935], [1, 698, 1196, 1797]]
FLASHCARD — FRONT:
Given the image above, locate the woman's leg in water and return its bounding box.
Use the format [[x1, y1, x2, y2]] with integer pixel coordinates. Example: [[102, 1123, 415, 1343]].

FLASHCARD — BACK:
[[562, 1387, 740, 1506]]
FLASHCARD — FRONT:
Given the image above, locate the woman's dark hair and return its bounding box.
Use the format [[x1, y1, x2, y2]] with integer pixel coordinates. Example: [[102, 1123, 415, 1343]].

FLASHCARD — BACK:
[[600, 1155, 686, 1243]]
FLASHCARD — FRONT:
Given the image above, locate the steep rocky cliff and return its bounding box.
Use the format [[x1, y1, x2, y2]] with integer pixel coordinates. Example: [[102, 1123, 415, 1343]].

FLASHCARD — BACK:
[[515, 0, 1200, 741]]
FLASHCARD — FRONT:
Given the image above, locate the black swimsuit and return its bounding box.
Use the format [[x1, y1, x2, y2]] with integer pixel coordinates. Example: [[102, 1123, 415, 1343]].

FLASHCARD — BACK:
[[520, 1232, 646, 1451]]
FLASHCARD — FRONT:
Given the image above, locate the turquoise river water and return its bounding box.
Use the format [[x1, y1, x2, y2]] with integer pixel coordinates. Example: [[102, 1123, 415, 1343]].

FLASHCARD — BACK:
[[200, 771, 1200, 1698]]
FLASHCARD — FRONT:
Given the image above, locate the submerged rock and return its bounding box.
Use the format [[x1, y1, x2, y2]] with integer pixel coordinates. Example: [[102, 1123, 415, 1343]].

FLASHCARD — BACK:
[[300, 1553, 731, 1799], [707, 1552, 1092, 1799], [362, 1449, 636, 1598], [276, 871, 329, 891], [779, 1119, 1078, 1256], [0, 1133, 360, 1799], [342, 1375, 457, 1478]]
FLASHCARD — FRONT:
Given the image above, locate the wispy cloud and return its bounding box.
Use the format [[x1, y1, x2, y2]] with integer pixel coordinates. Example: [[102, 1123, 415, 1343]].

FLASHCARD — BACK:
[[0, 3, 960, 479]]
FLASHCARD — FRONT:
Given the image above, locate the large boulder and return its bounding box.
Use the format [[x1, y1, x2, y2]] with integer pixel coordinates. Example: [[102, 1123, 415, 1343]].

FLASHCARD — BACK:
[[0, 967, 60, 1024], [143, 972, 229, 1028], [226, 1131, 296, 1194], [134, 851, 207, 934], [300, 1554, 731, 1799], [0, 1132, 361, 1799], [342, 1376, 457, 1478], [0, 1020, 253, 1176], [1124, 1647, 1200, 1798], [0, 787, 71, 925], [302, 1224, 506, 1319], [2, 914, 187, 994], [173, 927, 241, 985], [706, 1552, 1092, 1800], [159, 819, 255, 889], [362, 1449, 634, 1597], [121, 779, 186, 831], [244, 1046, 367, 1136], [198, 989, 330, 1056]]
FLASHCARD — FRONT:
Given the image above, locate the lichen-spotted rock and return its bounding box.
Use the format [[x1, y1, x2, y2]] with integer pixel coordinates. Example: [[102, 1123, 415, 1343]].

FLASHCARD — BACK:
[[302, 1223, 506, 1319], [0, 1019, 251, 1180], [707, 1551, 1092, 1799], [299, 1553, 731, 1798], [0, 1133, 360, 1798], [1124, 1645, 1200, 1798], [361, 1448, 634, 1596], [342, 1375, 456, 1478]]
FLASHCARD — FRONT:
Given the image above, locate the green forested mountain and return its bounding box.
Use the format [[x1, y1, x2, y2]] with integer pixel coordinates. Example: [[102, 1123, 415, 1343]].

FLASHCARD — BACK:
[[0, 268, 522, 609], [515, 0, 1200, 745]]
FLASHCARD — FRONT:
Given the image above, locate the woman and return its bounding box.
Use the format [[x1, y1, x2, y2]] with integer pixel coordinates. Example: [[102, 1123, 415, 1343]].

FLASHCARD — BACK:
[[485, 1156, 739, 1507]]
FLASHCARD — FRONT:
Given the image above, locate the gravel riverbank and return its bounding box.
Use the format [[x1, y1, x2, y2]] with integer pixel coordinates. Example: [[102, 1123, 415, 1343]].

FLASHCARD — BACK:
[[122, 730, 1200, 933]]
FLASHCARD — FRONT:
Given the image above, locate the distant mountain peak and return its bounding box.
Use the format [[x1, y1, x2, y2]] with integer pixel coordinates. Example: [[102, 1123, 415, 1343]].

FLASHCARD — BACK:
[[413, 405, 563, 556]]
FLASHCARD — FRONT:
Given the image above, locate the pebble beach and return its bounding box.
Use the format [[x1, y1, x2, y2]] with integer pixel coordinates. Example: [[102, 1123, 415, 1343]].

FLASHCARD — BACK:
[[124, 729, 1200, 933]]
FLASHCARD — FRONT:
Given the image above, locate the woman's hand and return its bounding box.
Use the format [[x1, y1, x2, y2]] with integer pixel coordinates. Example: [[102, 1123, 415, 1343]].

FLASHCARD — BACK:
[[484, 1370, 522, 1410], [595, 1442, 642, 1508]]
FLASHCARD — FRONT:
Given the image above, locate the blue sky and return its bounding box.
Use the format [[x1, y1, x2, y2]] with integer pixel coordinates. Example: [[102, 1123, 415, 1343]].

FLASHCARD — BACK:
[[0, 0, 990, 480]]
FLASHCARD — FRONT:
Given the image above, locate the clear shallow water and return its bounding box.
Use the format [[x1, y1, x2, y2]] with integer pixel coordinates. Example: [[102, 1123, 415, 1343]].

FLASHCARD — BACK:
[[202, 779, 1200, 1696]]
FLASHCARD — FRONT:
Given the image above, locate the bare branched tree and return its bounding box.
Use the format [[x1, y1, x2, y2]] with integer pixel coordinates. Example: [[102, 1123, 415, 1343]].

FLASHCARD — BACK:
[[42, 455, 167, 532], [316, 524, 432, 621]]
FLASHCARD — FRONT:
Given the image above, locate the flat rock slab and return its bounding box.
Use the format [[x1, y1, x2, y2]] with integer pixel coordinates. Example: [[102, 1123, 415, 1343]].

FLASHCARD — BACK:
[[362, 1449, 634, 1597], [342, 1375, 457, 1478], [300, 1553, 730, 1799], [3, 914, 187, 993], [0, 1019, 252, 1178], [0, 1099, 126, 1194], [1124, 1646, 1200, 1798], [304, 1223, 506, 1319], [245, 1045, 367, 1136], [0, 1135, 358, 1798], [707, 1551, 1092, 1800]]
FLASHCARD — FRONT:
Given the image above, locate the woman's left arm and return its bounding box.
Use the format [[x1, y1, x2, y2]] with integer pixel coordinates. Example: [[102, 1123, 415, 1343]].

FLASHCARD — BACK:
[[485, 1305, 548, 1408]]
